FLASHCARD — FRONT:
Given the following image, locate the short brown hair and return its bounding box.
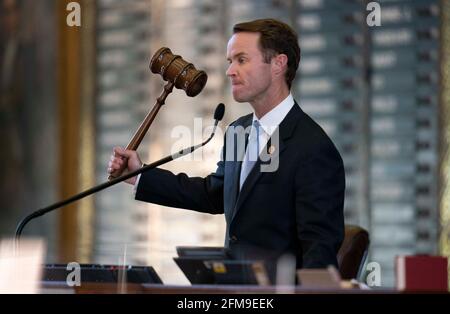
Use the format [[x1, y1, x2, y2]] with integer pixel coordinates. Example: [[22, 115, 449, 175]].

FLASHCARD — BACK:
[[233, 18, 301, 89]]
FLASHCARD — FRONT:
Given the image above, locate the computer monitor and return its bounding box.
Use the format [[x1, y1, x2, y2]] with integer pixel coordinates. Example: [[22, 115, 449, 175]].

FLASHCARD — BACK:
[[42, 264, 163, 284], [175, 246, 229, 259], [174, 246, 275, 285]]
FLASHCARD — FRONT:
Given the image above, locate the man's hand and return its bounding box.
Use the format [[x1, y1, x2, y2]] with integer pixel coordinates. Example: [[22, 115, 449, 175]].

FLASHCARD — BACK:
[[107, 147, 143, 185]]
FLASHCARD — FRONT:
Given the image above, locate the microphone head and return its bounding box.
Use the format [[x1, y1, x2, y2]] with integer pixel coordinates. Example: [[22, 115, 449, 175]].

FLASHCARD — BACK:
[[214, 103, 225, 121]]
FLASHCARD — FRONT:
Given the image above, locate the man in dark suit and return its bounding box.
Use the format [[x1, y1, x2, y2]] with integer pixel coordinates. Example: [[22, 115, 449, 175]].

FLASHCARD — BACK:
[[108, 19, 345, 271]]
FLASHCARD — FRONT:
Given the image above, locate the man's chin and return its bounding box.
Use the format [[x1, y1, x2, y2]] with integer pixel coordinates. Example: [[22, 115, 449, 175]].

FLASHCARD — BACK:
[[232, 93, 249, 103]]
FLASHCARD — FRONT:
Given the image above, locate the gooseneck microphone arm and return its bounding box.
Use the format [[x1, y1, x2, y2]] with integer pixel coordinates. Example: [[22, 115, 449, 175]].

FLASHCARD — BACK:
[[15, 103, 225, 242]]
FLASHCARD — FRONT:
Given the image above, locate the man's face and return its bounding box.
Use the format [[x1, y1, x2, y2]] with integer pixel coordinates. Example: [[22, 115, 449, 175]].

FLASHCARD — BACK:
[[226, 32, 273, 103]]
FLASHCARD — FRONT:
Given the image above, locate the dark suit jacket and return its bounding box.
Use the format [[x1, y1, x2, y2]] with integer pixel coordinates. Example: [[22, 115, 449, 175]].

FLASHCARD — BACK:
[[136, 103, 345, 269]]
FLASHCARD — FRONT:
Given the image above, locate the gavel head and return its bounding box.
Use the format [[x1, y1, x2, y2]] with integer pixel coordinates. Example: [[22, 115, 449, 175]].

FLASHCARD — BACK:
[[150, 47, 208, 97]]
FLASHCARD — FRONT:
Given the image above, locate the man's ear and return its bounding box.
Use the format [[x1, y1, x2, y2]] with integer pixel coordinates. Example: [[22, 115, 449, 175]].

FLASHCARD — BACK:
[[272, 54, 288, 77]]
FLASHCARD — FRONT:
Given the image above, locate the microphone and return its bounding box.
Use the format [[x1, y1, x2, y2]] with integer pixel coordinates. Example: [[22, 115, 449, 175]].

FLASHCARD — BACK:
[[214, 103, 225, 120], [15, 103, 226, 242], [153, 103, 224, 160]]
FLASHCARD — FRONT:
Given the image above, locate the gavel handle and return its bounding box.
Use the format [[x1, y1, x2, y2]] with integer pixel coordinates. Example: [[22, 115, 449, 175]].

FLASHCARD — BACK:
[[108, 82, 175, 180]]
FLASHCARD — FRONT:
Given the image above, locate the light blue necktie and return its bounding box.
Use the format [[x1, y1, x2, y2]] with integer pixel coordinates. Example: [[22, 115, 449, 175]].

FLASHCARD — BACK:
[[240, 120, 260, 190]]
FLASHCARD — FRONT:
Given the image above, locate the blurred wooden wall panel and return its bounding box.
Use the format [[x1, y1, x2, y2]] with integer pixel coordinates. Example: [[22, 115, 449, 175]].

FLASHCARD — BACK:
[[57, 0, 95, 263]]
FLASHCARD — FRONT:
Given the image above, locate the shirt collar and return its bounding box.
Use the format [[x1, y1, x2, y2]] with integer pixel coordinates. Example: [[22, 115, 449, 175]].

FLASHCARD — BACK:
[[252, 93, 295, 136]]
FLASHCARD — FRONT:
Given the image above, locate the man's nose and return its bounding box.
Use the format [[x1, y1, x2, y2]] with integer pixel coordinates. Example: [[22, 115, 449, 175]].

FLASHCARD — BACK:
[[226, 63, 236, 77]]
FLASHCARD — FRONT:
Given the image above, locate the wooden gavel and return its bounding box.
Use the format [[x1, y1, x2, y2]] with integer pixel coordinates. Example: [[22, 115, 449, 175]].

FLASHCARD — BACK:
[[108, 47, 208, 180]]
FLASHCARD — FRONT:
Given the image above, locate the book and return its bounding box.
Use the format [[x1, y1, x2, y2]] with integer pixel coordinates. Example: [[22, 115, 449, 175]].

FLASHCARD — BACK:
[[396, 255, 448, 291]]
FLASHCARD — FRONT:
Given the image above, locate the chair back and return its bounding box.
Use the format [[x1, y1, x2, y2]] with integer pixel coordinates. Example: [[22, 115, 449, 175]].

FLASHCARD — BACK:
[[337, 225, 370, 280]]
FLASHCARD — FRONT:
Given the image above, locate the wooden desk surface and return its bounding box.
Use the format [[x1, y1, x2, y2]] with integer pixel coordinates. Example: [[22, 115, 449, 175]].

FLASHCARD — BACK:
[[40, 281, 395, 294]]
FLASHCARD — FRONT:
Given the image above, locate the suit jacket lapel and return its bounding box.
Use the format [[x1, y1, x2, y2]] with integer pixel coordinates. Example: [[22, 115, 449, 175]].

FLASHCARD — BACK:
[[231, 104, 302, 222]]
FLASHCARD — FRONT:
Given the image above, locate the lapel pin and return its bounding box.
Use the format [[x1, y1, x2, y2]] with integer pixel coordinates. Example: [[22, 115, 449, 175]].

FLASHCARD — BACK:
[[268, 145, 276, 155]]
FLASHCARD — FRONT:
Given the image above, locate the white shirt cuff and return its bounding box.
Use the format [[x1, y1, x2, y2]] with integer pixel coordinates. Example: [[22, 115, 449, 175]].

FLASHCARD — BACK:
[[133, 173, 142, 196]]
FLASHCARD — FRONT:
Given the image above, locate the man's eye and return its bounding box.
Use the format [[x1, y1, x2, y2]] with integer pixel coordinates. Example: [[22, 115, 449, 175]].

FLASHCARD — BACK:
[[238, 58, 245, 64]]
